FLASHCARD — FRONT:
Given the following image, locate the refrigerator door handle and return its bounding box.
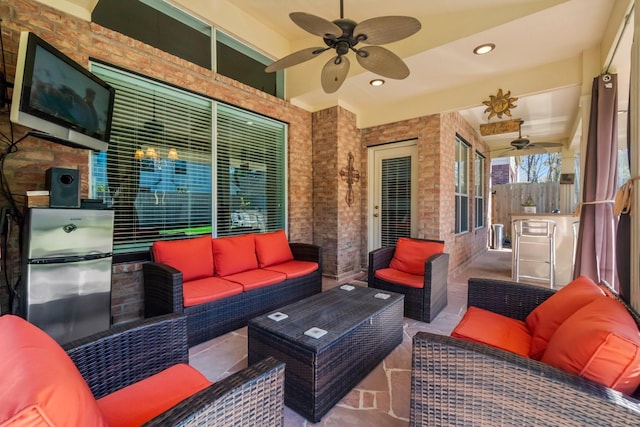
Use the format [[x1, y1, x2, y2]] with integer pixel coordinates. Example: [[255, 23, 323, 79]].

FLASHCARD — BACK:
[[28, 253, 112, 265]]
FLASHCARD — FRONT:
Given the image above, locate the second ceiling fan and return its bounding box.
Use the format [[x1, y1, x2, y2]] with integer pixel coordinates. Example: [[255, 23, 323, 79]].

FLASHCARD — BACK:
[[264, 0, 421, 93], [497, 120, 564, 157]]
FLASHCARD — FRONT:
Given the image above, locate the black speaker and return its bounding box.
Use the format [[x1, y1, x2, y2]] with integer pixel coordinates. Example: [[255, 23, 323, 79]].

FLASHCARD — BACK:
[[46, 167, 80, 208]]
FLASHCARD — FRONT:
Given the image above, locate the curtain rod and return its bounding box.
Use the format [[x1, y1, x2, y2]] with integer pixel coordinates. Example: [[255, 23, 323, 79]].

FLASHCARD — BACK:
[[604, 4, 635, 74]]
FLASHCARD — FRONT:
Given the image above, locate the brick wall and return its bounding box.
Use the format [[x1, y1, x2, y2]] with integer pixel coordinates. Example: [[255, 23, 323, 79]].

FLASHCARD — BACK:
[[0, 0, 493, 320], [0, 0, 313, 321], [312, 106, 362, 279], [492, 163, 511, 185]]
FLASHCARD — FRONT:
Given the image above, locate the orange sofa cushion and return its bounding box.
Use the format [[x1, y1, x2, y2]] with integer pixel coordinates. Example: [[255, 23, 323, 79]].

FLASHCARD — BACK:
[[451, 306, 532, 357], [389, 238, 444, 275], [541, 296, 640, 395], [152, 236, 214, 282], [264, 259, 318, 279], [374, 267, 424, 288], [223, 269, 287, 291], [97, 363, 212, 427], [255, 230, 294, 268], [183, 277, 244, 307], [212, 234, 259, 276], [525, 276, 604, 359], [0, 315, 108, 427]]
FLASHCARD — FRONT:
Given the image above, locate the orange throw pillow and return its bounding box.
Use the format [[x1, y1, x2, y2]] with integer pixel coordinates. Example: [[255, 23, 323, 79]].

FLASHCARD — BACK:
[[212, 234, 259, 276], [0, 315, 108, 427], [451, 306, 532, 357], [152, 235, 214, 282], [254, 230, 294, 268], [541, 296, 640, 395], [525, 276, 604, 360], [389, 238, 444, 275]]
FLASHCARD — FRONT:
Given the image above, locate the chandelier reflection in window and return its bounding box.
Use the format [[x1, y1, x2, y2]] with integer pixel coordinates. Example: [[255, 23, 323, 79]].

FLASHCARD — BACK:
[[134, 146, 179, 170]]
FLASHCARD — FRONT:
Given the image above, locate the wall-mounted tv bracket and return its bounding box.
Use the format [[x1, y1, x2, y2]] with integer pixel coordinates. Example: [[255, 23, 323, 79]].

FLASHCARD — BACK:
[[0, 71, 13, 110]]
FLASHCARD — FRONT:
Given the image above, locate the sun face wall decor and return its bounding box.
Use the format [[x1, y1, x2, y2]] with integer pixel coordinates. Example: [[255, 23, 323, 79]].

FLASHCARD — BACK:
[[483, 89, 518, 120]]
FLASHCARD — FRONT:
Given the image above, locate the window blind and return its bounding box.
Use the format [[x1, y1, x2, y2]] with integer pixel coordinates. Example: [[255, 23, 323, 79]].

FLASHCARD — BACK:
[[91, 64, 213, 254], [455, 136, 469, 234], [215, 104, 286, 237], [381, 156, 412, 247], [475, 152, 485, 228]]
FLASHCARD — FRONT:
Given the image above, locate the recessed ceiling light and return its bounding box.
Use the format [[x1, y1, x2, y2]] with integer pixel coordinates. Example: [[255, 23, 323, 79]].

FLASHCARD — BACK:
[[370, 79, 385, 87], [473, 43, 495, 55]]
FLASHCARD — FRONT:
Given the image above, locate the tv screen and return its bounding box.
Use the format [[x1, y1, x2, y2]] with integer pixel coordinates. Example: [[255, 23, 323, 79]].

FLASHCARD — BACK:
[[10, 31, 115, 151]]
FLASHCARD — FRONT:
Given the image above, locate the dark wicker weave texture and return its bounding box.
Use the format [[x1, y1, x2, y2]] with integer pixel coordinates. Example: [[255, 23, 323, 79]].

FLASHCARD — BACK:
[[144, 242, 323, 346], [65, 314, 286, 426], [410, 278, 640, 426], [248, 286, 404, 423], [368, 239, 449, 322]]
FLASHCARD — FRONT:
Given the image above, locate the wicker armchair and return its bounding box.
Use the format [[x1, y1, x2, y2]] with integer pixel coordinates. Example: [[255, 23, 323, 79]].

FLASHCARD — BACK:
[[368, 238, 449, 322], [409, 278, 640, 426], [64, 314, 285, 426]]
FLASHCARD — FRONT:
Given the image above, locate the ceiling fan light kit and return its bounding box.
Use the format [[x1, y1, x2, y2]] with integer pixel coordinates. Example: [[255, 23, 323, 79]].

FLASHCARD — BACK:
[[264, 0, 421, 93]]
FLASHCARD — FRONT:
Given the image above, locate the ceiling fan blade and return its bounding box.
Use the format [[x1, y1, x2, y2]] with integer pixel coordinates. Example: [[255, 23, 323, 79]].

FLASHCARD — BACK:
[[265, 47, 326, 72], [321, 56, 350, 93], [354, 16, 421, 45], [356, 46, 409, 79], [290, 12, 343, 38], [530, 142, 564, 148]]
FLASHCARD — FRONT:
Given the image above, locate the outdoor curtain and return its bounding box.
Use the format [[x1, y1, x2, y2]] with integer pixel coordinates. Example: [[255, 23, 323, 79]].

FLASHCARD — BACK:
[[573, 73, 618, 288]]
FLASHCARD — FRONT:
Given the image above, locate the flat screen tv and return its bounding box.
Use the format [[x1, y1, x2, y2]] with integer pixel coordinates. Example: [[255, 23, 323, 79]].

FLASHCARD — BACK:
[[10, 31, 115, 151]]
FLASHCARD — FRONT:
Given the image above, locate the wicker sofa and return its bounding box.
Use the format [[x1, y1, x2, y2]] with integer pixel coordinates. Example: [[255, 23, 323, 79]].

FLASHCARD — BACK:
[[144, 230, 322, 346], [368, 237, 449, 322], [0, 313, 285, 426], [410, 278, 640, 426]]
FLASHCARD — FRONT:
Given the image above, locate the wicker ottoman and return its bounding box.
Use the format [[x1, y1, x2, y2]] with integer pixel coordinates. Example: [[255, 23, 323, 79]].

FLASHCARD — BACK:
[[248, 285, 404, 422]]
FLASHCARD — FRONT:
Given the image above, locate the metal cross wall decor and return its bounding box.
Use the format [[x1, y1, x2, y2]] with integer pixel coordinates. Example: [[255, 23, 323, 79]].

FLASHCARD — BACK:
[[340, 151, 360, 207]]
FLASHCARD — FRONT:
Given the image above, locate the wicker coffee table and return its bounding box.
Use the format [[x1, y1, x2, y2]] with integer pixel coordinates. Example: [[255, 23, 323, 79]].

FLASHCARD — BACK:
[[248, 285, 404, 422]]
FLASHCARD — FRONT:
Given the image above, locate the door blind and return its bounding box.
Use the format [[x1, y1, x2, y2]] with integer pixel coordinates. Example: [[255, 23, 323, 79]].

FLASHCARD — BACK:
[[381, 156, 412, 247]]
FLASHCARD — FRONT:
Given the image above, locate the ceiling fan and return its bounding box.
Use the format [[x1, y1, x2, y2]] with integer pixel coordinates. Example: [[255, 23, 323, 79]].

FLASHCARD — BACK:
[[496, 120, 563, 157], [264, 0, 421, 93]]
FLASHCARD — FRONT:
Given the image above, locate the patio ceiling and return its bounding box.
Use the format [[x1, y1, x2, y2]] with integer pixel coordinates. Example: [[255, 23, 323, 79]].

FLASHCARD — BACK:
[[55, 0, 634, 156]]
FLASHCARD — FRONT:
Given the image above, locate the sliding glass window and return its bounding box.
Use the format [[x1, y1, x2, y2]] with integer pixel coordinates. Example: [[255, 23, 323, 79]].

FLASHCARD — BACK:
[[90, 65, 287, 257], [215, 104, 287, 236]]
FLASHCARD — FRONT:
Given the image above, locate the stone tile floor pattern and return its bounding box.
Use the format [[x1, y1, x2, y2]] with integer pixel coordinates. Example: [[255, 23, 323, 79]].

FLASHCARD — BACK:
[[189, 249, 514, 426]]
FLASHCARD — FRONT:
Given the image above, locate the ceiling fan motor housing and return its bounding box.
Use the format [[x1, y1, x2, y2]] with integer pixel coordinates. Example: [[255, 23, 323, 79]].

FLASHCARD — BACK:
[[324, 19, 361, 54]]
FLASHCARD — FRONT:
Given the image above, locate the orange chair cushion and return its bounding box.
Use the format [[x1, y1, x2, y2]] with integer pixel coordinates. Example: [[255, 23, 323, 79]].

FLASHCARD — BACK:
[[451, 306, 532, 357], [541, 296, 640, 395], [223, 269, 287, 291], [152, 236, 214, 282], [525, 276, 604, 359], [254, 230, 294, 268], [264, 260, 318, 279], [212, 234, 258, 276], [182, 277, 244, 307], [0, 315, 108, 427], [389, 238, 444, 275], [97, 363, 212, 427], [374, 267, 424, 288]]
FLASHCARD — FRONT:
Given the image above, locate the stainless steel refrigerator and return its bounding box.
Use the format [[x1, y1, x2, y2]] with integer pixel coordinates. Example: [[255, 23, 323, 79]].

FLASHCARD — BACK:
[[20, 208, 114, 344]]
